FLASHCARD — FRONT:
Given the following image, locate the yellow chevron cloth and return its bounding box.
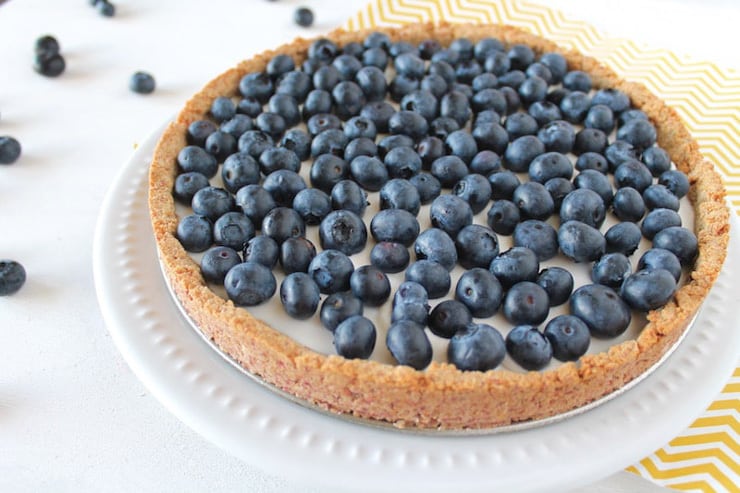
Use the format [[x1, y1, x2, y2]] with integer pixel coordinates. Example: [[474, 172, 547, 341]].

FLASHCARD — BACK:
[[345, 1, 740, 491]]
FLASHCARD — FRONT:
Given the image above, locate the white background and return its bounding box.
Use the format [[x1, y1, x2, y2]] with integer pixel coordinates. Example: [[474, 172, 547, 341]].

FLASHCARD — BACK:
[[0, 1, 737, 491]]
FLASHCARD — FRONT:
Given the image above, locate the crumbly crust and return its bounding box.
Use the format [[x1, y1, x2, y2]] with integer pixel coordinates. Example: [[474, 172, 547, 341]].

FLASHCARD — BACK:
[[148, 23, 729, 429]]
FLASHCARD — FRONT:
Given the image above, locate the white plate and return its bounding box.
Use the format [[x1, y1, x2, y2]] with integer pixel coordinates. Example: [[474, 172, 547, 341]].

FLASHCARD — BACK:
[[93, 126, 740, 493]]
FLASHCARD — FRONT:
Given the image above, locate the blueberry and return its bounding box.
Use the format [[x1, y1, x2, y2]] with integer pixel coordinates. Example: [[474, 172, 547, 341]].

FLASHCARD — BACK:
[[431, 155, 469, 188], [558, 220, 605, 262], [512, 182, 554, 221], [471, 122, 508, 157], [570, 284, 631, 338], [528, 101, 562, 126], [452, 174, 492, 214], [643, 184, 680, 211], [350, 265, 391, 307], [584, 104, 615, 134], [370, 242, 410, 274], [224, 262, 276, 306], [504, 112, 538, 140], [544, 315, 590, 362], [237, 97, 263, 118], [332, 81, 366, 120], [528, 152, 573, 184], [538, 120, 575, 154], [513, 220, 558, 261], [219, 153, 259, 193], [258, 147, 300, 176], [617, 118, 657, 150], [220, 114, 254, 139], [414, 228, 458, 271], [604, 141, 638, 171], [362, 48, 389, 70], [204, 130, 237, 161], [653, 226, 698, 266], [262, 169, 306, 207], [612, 187, 646, 222], [525, 62, 553, 84], [428, 300, 472, 339], [370, 209, 420, 247], [429, 116, 462, 140], [279, 129, 311, 161], [573, 128, 608, 155], [559, 188, 606, 229], [332, 54, 362, 81], [503, 135, 545, 173], [279, 237, 317, 274], [239, 72, 274, 103], [445, 130, 478, 164], [200, 246, 241, 284], [333, 316, 377, 360], [177, 145, 218, 178], [429, 194, 473, 237], [344, 116, 377, 140], [440, 90, 472, 126], [386, 320, 433, 370], [243, 235, 279, 268], [310, 154, 349, 193], [96, 0, 115, 17], [210, 96, 237, 122], [638, 248, 682, 282], [658, 170, 690, 198], [308, 249, 354, 294], [276, 71, 312, 103], [591, 88, 631, 114], [266, 54, 295, 79], [213, 211, 255, 251], [455, 267, 503, 318], [471, 88, 507, 114], [129, 71, 155, 94], [575, 152, 609, 174], [187, 120, 217, 146], [618, 109, 649, 127], [455, 224, 500, 269], [405, 260, 451, 299], [389, 74, 420, 103], [344, 137, 378, 163], [605, 222, 642, 256], [33, 51, 65, 77], [428, 60, 456, 84], [487, 199, 520, 235], [319, 209, 367, 255], [483, 51, 511, 76], [35, 35, 60, 57], [192, 186, 234, 222], [331, 180, 367, 216], [642, 147, 672, 177], [544, 177, 574, 210], [363, 31, 391, 50], [307, 113, 342, 136], [621, 269, 677, 311], [469, 150, 502, 176], [235, 184, 277, 227], [591, 253, 631, 289], [0, 260, 26, 296], [320, 291, 364, 332], [518, 76, 548, 104], [174, 172, 209, 204], [474, 37, 504, 62], [308, 38, 339, 62], [262, 206, 305, 244], [559, 91, 590, 123], [401, 89, 439, 121], [507, 44, 535, 71], [303, 89, 333, 118], [279, 272, 321, 320], [416, 136, 446, 167], [391, 281, 430, 325], [489, 246, 539, 289], [377, 134, 415, 158], [488, 171, 521, 201], [268, 94, 300, 127], [563, 70, 591, 92], [448, 323, 506, 372], [574, 169, 614, 207], [0, 136, 22, 165], [503, 282, 549, 326], [384, 146, 422, 179], [641, 208, 682, 240], [506, 325, 552, 371], [379, 178, 421, 215], [238, 130, 274, 158], [311, 129, 348, 157], [254, 112, 286, 140], [388, 110, 429, 140], [409, 172, 442, 204], [536, 267, 573, 307]]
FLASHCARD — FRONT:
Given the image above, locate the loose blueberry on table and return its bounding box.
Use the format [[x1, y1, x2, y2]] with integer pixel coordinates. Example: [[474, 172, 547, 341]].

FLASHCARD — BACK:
[[171, 31, 696, 373]]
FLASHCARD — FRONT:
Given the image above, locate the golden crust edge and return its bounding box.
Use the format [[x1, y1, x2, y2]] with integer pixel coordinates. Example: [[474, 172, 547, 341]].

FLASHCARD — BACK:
[[147, 22, 730, 430]]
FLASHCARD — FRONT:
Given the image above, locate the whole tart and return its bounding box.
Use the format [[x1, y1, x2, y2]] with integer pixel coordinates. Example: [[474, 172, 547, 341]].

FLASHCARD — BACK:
[[148, 23, 729, 430]]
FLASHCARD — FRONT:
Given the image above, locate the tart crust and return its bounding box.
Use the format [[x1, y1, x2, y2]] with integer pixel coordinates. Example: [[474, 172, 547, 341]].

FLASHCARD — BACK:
[[148, 22, 729, 430]]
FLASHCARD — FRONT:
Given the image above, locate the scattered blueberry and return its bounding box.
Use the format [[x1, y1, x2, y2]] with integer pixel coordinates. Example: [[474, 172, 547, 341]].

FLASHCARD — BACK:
[[503, 281, 549, 325], [370, 241, 410, 274], [386, 319, 433, 370], [319, 209, 367, 255], [279, 236, 316, 274], [506, 325, 552, 371], [334, 316, 376, 359], [405, 260, 451, 299], [558, 220, 605, 263], [0, 260, 26, 296], [652, 226, 698, 266], [280, 272, 321, 319], [638, 248, 682, 282], [570, 284, 631, 338], [455, 267, 503, 317], [428, 299, 472, 339], [621, 269, 677, 311], [591, 253, 631, 289], [308, 249, 354, 294], [414, 228, 458, 271], [544, 315, 590, 362], [243, 235, 279, 268], [536, 267, 574, 307], [224, 262, 276, 306], [320, 291, 364, 332], [350, 265, 391, 307], [131, 72, 156, 94], [0, 136, 22, 165], [448, 323, 506, 372]]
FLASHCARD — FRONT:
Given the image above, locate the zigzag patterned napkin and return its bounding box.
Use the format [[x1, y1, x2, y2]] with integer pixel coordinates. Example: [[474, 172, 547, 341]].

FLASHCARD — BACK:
[[344, 1, 740, 490]]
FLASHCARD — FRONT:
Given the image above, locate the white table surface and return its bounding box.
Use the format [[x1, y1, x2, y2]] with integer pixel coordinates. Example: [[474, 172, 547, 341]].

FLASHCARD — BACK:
[[1, 1, 737, 492]]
